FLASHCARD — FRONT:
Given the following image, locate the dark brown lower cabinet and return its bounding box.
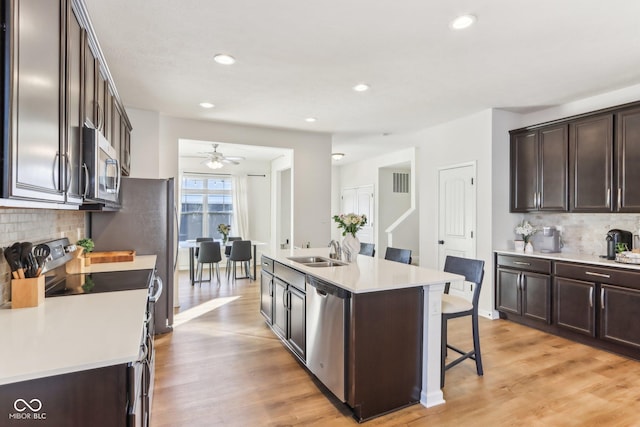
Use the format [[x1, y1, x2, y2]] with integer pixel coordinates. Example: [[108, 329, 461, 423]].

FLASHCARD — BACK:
[[554, 277, 596, 336], [347, 287, 422, 422], [0, 364, 137, 427], [495, 255, 551, 325], [259, 270, 273, 324], [600, 284, 640, 349]]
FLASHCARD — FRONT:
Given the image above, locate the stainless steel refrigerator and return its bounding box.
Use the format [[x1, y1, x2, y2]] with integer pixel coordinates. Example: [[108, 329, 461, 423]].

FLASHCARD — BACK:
[[90, 177, 177, 334]]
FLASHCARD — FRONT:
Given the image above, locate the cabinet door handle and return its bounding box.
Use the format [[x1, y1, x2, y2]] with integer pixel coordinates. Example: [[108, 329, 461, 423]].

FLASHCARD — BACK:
[[585, 271, 610, 279], [589, 287, 593, 308], [521, 274, 526, 292], [533, 192, 537, 208], [606, 188, 610, 208], [513, 261, 531, 266], [537, 192, 541, 209], [601, 288, 605, 310], [618, 187, 622, 208]]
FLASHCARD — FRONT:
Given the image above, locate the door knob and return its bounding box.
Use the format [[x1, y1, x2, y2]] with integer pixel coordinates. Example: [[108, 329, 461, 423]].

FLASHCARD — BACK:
[[438, 240, 445, 245]]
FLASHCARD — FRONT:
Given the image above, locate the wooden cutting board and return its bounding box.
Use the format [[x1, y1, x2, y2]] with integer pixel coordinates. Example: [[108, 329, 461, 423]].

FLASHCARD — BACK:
[[87, 250, 136, 263]]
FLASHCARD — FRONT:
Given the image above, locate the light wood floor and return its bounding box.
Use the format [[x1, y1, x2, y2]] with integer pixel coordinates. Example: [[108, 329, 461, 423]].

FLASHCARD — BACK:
[[152, 271, 640, 426]]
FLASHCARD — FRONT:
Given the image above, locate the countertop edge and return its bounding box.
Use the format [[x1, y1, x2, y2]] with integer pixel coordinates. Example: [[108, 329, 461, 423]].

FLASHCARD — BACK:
[[494, 249, 640, 271]]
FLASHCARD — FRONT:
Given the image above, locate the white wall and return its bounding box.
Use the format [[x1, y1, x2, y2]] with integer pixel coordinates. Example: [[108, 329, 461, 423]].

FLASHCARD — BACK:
[[127, 108, 160, 178], [378, 166, 418, 260], [335, 147, 417, 253], [126, 110, 333, 251]]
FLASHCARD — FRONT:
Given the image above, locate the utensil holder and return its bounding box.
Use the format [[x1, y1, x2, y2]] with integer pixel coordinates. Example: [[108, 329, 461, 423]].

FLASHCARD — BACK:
[[11, 275, 45, 309]]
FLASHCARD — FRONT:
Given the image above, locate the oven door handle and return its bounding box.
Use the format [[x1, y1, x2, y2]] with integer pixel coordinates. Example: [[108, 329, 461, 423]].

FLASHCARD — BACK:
[[149, 273, 163, 303]]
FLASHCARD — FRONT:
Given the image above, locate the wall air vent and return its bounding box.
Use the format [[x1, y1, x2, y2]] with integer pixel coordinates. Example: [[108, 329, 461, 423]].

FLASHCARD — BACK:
[[393, 172, 409, 193]]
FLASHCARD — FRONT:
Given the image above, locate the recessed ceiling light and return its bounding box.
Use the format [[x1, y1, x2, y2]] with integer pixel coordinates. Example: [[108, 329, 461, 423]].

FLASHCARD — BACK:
[[332, 153, 345, 161], [305, 117, 317, 123], [199, 102, 215, 109], [450, 14, 477, 30], [213, 54, 236, 65], [353, 83, 370, 92]]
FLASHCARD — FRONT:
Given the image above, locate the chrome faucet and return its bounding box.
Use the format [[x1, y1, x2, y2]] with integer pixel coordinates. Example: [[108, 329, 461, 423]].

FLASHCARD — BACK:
[[328, 240, 341, 260]]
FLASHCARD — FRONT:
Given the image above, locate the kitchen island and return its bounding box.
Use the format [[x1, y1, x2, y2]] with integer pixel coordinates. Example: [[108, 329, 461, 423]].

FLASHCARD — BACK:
[[261, 248, 463, 421]]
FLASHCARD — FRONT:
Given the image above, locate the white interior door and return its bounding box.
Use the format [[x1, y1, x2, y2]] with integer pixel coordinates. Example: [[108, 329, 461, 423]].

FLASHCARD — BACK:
[[341, 185, 374, 244], [438, 163, 476, 298]]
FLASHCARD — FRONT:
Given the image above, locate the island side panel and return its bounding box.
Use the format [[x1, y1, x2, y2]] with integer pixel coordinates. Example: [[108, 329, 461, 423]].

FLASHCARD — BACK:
[[347, 287, 423, 422], [420, 283, 446, 407]]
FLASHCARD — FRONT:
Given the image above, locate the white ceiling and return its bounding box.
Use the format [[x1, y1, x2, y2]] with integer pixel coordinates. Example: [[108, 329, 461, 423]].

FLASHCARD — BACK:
[[84, 0, 640, 162]]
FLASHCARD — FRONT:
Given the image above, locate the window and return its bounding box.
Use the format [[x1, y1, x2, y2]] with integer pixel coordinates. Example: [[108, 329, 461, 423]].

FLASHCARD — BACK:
[[180, 175, 233, 241]]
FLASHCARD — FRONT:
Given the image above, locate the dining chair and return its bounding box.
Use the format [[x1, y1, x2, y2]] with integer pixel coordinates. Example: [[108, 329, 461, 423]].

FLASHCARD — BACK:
[[194, 237, 213, 282], [384, 247, 412, 264], [359, 242, 376, 257], [227, 240, 252, 280], [224, 236, 242, 271], [196, 241, 222, 286], [440, 255, 485, 388]]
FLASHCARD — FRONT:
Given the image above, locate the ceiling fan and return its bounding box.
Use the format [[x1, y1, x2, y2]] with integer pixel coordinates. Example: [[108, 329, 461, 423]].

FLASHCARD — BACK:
[[198, 144, 245, 169]]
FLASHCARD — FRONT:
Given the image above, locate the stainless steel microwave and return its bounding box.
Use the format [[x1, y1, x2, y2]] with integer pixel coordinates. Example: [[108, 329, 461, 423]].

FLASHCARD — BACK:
[[82, 126, 121, 208]]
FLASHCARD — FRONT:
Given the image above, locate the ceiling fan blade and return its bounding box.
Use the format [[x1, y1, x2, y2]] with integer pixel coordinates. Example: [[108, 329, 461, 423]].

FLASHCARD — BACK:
[[221, 158, 240, 165], [222, 155, 245, 161]]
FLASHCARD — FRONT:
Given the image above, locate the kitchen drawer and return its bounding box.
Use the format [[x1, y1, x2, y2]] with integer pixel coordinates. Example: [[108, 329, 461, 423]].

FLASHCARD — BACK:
[[261, 255, 274, 273], [274, 262, 306, 292], [554, 262, 640, 289], [496, 255, 551, 274]]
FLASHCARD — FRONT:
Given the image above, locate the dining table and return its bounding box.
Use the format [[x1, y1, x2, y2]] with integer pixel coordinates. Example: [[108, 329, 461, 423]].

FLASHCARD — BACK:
[[179, 240, 266, 285]]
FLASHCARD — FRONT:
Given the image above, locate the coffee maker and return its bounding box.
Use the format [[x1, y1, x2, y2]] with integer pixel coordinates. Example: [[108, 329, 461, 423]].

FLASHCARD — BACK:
[[606, 229, 633, 259], [538, 226, 562, 253]]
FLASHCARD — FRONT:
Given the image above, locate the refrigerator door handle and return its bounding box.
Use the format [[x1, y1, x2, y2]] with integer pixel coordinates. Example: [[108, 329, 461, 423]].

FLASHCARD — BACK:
[[173, 203, 180, 272]]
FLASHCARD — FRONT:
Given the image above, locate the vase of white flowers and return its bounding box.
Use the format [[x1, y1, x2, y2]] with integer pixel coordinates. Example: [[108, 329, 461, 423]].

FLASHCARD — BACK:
[[333, 213, 367, 262], [515, 220, 537, 253], [217, 223, 230, 245]]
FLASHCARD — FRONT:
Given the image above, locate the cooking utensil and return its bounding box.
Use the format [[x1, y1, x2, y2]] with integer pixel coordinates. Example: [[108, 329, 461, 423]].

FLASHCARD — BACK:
[[9, 242, 25, 279], [3, 246, 19, 279], [20, 242, 35, 278], [33, 244, 51, 276]]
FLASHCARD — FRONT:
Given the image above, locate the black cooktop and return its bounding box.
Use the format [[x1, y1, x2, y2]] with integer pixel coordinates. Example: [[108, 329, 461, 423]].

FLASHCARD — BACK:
[[45, 269, 153, 297]]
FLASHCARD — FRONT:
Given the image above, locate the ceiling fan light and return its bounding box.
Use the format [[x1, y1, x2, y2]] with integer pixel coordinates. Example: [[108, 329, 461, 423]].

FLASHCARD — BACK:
[[206, 159, 225, 169]]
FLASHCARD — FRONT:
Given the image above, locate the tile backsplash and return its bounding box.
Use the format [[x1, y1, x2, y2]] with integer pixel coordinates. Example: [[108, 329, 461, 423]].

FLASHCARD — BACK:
[[0, 209, 86, 304], [524, 213, 640, 256]]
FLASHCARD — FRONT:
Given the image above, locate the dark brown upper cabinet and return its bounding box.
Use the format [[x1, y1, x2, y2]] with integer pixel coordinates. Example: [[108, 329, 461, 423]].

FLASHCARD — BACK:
[[64, 4, 84, 204], [615, 107, 640, 212], [510, 124, 568, 212], [2, 0, 67, 202], [569, 114, 613, 212], [82, 34, 98, 129]]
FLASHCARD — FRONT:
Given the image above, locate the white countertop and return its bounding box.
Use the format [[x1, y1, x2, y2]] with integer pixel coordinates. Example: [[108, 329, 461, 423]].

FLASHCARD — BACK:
[[0, 255, 157, 386], [494, 249, 640, 271], [267, 248, 463, 293]]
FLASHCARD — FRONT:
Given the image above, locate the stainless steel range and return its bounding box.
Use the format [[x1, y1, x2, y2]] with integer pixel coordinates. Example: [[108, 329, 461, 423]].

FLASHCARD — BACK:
[[40, 237, 154, 297]]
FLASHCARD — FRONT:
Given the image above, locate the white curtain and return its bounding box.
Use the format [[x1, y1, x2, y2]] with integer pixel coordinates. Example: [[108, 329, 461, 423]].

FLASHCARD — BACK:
[[232, 175, 250, 240]]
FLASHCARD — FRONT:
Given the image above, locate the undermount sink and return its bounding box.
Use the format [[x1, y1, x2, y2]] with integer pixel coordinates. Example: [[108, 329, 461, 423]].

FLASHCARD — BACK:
[[287, 256, 348, 267]]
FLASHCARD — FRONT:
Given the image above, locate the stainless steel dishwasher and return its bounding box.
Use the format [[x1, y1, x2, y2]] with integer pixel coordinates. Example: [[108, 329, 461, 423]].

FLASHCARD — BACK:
[[306, 275, 350, 402]]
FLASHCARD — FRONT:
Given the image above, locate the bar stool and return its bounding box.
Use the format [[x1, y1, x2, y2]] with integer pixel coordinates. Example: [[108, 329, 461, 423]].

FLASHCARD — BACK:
[[384, 247, 412, 264], [359, 243, 375, 257], [441, 255, 485, 388]]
